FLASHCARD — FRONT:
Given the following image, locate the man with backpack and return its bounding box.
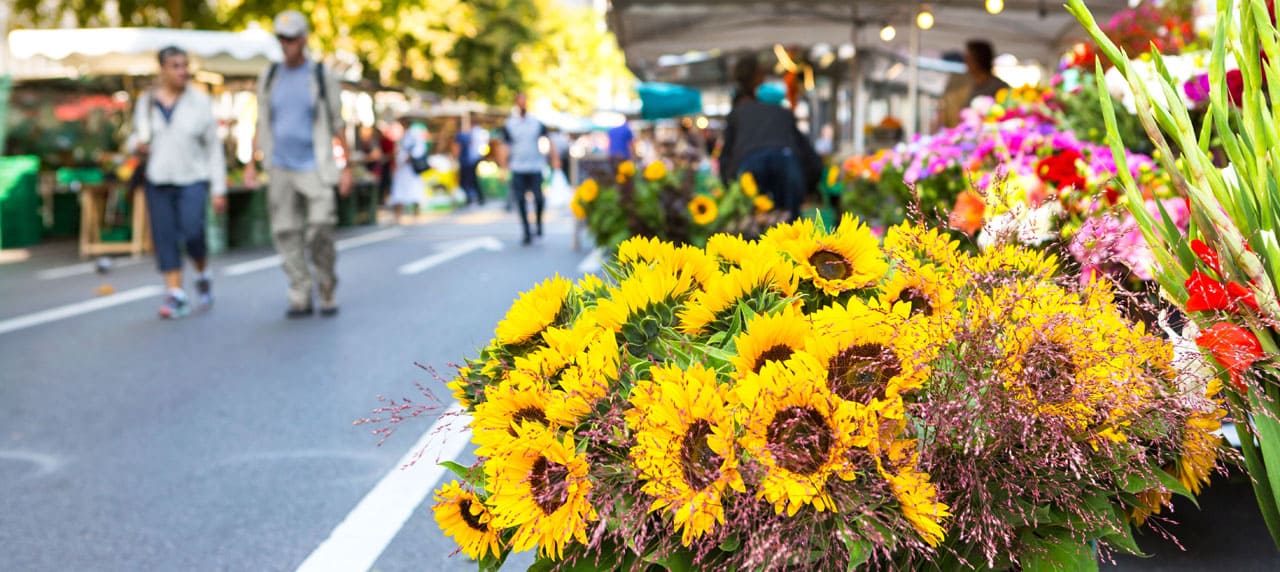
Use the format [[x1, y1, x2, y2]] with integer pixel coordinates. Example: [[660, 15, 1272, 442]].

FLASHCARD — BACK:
[[243, 10, 352, 318]]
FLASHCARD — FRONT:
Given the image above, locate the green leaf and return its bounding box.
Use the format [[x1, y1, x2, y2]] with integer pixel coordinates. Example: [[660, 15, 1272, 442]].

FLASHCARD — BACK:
[[440, 460, 486, 491], [477, 549, 510, 572], [1155, 467, 1199, 508], [1021, 532, 1099, 572], [719, 533, 741, 553], [842, 534, 871, 571]]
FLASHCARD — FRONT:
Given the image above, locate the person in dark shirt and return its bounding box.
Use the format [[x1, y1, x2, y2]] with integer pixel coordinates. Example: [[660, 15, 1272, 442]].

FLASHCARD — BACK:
[[966, 40, 1010, 101], [719, 54, 819, 220]]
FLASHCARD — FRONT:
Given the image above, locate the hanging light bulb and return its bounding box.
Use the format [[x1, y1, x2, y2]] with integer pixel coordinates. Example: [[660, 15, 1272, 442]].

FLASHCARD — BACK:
[[880, 24, 897, 42], [917, 7, 935, 30], [986, 0, 1004, 14]]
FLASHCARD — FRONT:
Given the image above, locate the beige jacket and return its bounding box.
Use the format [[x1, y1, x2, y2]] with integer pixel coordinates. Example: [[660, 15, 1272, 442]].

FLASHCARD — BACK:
[[128, 88, 227, 196], [254, 60, 344, 185]]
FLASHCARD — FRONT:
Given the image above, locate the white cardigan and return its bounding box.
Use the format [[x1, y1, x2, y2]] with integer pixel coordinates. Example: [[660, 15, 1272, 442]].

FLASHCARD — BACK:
[[128, 87, 227, 196]]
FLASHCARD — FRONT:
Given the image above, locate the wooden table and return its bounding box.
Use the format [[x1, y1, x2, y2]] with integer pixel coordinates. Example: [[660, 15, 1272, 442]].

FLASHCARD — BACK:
[[78, 183, 151, 259]]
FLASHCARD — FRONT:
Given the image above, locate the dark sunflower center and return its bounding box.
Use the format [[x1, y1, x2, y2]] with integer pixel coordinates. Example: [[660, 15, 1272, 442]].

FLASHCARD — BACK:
[[766, 406, 835, 475], [529, 456, 571, 514], [457, 498, 489, 532], [696, 202, 709, 214], [827, 343, 901, 402], [898, 287, 934, 317], [1024, 341, 1077, 404], [809, 249, 853, 281], [753, 344, 795, 373], [679, 419, 724, 491], [508, 406, 548, 436]]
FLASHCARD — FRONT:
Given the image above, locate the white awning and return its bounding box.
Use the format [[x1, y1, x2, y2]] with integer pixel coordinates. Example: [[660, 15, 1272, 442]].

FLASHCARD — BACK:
[[7, 27, 283, 79], [610, 0, 1132, 68]]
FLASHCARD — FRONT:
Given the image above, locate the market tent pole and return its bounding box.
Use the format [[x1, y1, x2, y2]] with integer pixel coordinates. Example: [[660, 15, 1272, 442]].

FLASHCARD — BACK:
[[907, 1, 920, 139]]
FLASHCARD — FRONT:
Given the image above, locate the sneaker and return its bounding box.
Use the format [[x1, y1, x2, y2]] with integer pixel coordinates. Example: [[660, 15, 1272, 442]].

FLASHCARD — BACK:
[[195, 277, 213, 311], [285, 304, 314, 319], [159, 292, 189, 319]]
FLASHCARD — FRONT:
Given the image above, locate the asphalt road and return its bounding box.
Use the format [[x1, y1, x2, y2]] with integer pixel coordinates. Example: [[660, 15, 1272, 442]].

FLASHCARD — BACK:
[[1, 205, 1278, 571], [1, 205, 558, 572]]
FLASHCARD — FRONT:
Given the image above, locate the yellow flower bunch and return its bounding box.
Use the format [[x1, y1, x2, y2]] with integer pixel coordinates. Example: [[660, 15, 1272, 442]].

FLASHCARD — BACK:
[[430, 218, 1220, 570], [643, 160, 668, 181]]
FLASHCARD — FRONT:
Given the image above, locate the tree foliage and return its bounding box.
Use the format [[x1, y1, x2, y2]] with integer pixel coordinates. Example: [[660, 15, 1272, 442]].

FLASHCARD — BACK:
[[9, 0, 633, 109]]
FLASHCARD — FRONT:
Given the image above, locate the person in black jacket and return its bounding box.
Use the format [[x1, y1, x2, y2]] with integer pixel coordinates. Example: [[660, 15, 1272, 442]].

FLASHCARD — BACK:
[[719, 54, 820, 220]]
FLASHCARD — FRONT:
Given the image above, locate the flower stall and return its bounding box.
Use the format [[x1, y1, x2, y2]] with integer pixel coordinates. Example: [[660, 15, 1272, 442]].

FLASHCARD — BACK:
[[570, 160, 776, 252], [429, 214, 1222, 570]]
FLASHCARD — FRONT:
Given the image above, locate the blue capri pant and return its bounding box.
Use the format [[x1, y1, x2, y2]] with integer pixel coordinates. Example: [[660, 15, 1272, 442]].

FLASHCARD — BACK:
[[145, 181, 209, 272]]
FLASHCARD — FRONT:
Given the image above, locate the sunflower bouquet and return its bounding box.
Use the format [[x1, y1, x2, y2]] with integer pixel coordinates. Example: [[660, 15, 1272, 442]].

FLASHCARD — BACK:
[[571, 160, 775, 252], [429, 211, 1222, 570]]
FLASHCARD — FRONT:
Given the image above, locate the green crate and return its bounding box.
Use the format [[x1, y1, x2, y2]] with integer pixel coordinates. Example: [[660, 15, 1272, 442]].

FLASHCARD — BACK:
[[56, 167, 105, 186], [45, 192, 80, 237], [0, 155, 42, 249], [479, 175, 507, 200]]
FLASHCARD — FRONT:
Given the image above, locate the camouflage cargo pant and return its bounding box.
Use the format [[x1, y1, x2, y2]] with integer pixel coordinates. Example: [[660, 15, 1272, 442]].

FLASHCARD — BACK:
[[267, 168, 337, 308]]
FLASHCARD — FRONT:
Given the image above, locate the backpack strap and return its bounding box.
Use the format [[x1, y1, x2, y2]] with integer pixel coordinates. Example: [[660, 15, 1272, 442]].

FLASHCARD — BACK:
[[314, 61, 334, 134], [265, 62, 280, 92]]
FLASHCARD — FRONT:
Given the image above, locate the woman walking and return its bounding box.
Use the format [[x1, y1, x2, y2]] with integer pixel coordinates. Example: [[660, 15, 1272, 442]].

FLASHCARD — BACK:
[[388, 116, 428, 224], [129, 46, 227, 318]]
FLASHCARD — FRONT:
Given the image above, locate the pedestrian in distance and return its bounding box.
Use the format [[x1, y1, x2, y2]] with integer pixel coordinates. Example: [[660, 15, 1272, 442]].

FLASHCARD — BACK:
[[454, 115, 488, 206], [388, 114, 428, 223], [497, 93, 560, 246], [127, 45, 227, 319], [243, 10, 353, 319], [718, 54, 819, 220], [965, 40, 1010, 101]]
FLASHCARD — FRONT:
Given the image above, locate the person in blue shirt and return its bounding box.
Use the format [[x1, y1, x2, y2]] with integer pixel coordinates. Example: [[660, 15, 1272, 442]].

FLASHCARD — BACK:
[[608, 119, 636, 160]]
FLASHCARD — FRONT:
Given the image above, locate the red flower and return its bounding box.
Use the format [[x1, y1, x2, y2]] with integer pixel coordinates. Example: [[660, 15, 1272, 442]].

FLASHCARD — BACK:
[[1226, 281, 1261, 312], [1035, 150, 1086, 190], [1196, 322, 1266, 392], [1186, 271, 1232, 312], [1190, 239, 1223, 277], [1227, 68, 1244, 107]]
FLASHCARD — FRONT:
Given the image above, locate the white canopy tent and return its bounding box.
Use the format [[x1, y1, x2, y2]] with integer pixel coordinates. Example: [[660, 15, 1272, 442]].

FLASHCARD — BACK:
[[608, 0, 1133, 149], [7, 27, 283, 80], [611, 0, 1131, 67]]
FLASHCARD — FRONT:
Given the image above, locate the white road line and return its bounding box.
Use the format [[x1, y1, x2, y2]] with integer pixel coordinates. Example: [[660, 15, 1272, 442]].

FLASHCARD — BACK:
[[295, 405, 472, 572], [577, 247, 604, 274], [0, 285, 164, 336], [224, 228, 405, 277], [397, 236, 503, 275], [36, 258, 143, 281]]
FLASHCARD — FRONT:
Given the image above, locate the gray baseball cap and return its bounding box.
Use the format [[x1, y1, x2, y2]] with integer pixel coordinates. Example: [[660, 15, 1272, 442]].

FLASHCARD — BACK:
[[273, 10, 309, 38]]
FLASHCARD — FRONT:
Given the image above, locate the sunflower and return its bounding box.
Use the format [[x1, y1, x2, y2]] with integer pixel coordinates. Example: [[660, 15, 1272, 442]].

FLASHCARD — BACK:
[[494, 275, 572, 348], [644, 161, 668, 181], [729, 308, 812, 379], [777, 214, 888, 296], [735, 352, 872, 516], [594, 263, 694, 332], [433, 480, 504, 560], [1176, 407, 1223, 496], [994, 283, 1142, 435], [740, 172, 759, 197], [680, 254, 799, 336], [875, 440, 950, 547], [689, 195, 718, 226], [706, 233, 757, 270], [485, 425, 598, 560], [882, 223, 964, 271], [629, 364, 746, 546], [617, 160, 636, 183], [615, 238, 717, 288], [760, 217, 817, 251], [570, 198, 586, 220], [965, 243, 1059, 288], [546, 333, 621, 422], [754, 195, 775, 214], [878, 261, 958, 322], [576, 178, 599, 203], [511, 318, 603, 383], [471, 375, 569, 455], [807, 299, 935, 410]]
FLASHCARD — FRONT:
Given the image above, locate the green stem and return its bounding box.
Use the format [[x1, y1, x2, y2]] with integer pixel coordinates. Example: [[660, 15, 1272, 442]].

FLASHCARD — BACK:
[[1228, 395, 1280, 547]]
